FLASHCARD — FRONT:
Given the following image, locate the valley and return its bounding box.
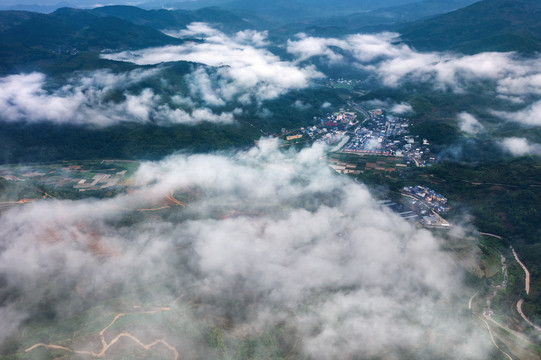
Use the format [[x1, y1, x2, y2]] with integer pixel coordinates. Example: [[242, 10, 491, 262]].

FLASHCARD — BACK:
[[1, 0, 541, 359]]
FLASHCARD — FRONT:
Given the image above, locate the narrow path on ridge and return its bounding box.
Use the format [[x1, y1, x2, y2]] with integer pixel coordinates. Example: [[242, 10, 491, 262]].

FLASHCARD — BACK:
[[25, 302, 181, 359]]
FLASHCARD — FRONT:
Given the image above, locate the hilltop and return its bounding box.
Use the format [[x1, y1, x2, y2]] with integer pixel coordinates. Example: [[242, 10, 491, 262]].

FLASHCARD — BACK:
[[90, 5, 256, 32], [400, 0, 541, 53], [0, 8, 183, 73]]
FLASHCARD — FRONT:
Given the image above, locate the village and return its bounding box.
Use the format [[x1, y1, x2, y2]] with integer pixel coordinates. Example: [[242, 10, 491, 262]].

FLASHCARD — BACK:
[[280, 102, 435, 169], [373, 185, 451, 229], [274, 103, 452, 229], [401, 185, 451, 228]]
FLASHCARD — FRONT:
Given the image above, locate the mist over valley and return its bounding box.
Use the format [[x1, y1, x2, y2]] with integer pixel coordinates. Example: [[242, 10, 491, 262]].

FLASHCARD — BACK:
[[1, 1, 541, 359]]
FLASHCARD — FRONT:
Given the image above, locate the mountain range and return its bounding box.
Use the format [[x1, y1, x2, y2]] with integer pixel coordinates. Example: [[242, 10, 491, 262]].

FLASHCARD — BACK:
[[277, 0, 479, 37], [0, 8, 185, 74], [400, 0, 541, 53], [91, 5, 255, 32], [0, 5, 257, 74], [141, 0, 418, 19], [1, 0, 541, 75]]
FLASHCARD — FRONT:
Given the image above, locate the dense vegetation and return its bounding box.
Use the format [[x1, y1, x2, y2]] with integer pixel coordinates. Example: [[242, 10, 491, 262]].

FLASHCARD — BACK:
[[0, 84, 341, 164], [355, 156, 541, 322], [90, 5, 256, 33], [1, 1, 541, 353], [204, 0, 417, 21], [276, 0, 478, 36], [0, 122, 257, 163], [0, 9, 183, 74], [400, 0, 541, 53]]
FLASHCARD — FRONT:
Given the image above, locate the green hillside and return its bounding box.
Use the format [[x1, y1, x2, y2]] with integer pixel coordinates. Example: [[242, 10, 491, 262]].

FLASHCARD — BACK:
[[220, 0, 417, 21], [91, 5, 256, 32], [400, 0, 541, 53], [0, 8, 183, 74], [282, 0, 479, 37]]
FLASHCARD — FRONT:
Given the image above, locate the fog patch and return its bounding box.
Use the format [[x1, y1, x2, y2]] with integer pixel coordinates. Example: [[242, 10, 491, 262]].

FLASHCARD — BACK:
[[287, 33, 541, 131], [293, 100, 311, 110], [499, 137, 541, 156], [104, 23, 324, 105], [390, 102, 413, 114], [0, 140, 493, 358], [458, 112, 485, 135], [288, 33, 541, 100], [0, 70, 237, 126], [492, 100, 541, 126], [321, 101, 332, 109]]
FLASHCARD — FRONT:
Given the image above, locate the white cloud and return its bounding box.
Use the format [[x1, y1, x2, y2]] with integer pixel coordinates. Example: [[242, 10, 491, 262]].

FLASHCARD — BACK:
[[0, 141, 493, 357], [171, 94, 195, 107], [293, 100, 311, 110], [365, 137, 380, 150], [363, 98, 388, 109], [287, 33, 348, 63], [492, 100, 541, 126], [256, 107, 273, 118], [0, 71, 160, 125], [157, 105, 236, 124], [390, 102, 413, 115], [496, 71, 541, 96], [0, 70, 237, 126], [164, 22, 220, 38], [499, 137, 541, 156], [104, 23, 324, 104], [496, 94, 525, 104], [287, 32, 417, 65], [186, 68, 226, 107], [287, 33, 541, 94], [0, 72, 85, 123], [234, 29, 269, 47], [365, 50, 537, 91], [458, 112, 485, 134], [287, 32, 541, 128]]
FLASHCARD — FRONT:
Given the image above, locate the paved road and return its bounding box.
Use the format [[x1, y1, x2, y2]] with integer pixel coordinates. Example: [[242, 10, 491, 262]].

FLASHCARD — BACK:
[[348, 101, 371, 120], [511, 246, 530, 295], [330, 136, 350, 152], [479, 232, 503, 240]]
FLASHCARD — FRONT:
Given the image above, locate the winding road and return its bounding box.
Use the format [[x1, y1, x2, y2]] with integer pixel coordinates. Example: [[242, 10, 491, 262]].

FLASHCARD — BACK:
[[511, 246, 530, 295], [481, 233, 540, 332], [511, 246, 541, 333], [468, 291, 478, 310], [473, 233, 541, 359], [479, 232, 503, 240]]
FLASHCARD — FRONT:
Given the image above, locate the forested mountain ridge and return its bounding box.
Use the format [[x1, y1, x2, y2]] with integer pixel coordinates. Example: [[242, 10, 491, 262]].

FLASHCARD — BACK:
[[400, 0, 541, 53]]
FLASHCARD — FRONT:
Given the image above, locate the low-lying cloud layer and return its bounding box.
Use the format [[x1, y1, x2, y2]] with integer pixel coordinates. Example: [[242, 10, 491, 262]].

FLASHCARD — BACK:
[[287, 32, 541, 126], [458, 112, 485, 135], [390, 102, 413, 115], [104, 23, 323, 105], [499, 137, 541, 156], [0, 70, 237, 126], [4, 24, 541, 129], [492, 100, 541, 126], [288, 32, 541, 91], [0, 24, 326, 126], [0, 141, 493, 358]]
